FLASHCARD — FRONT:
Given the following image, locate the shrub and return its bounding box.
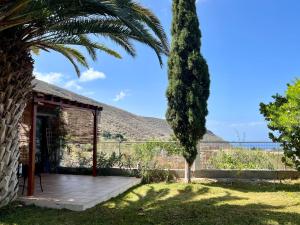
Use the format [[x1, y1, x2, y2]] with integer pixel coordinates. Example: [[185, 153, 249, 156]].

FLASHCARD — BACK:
[[260, 80, 300, 170], [139, 167, 174, 184], [133, 141, 178, 183], [60, 140, 179, 182], [97, 152, 123, 168], [209, 149, 279, 170], [60, 144, 92, 168]]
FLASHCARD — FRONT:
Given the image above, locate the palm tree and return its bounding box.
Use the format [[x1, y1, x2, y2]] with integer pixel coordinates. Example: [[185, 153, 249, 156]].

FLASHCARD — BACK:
[[0, 0, 169, 207]]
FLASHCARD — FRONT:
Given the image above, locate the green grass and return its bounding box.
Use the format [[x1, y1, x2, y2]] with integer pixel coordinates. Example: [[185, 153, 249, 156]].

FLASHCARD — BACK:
[[1, 181, 300, 225]]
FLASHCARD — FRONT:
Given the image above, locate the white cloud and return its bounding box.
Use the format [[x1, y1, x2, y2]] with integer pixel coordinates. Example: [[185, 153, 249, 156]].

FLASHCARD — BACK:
[[34, 69, 105, 96], [34, 70, 63, 85], [79, 68, 106, 82], [64, 80, 83, 90], [113, 90, 130, 102]]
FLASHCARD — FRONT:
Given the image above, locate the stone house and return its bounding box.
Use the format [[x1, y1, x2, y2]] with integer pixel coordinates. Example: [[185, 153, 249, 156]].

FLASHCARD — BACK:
[[19, 79, 102, 195]]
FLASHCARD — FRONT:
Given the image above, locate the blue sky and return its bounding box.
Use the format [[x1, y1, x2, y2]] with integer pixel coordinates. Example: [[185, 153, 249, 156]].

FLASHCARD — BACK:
[[34, 0, 300, 141]]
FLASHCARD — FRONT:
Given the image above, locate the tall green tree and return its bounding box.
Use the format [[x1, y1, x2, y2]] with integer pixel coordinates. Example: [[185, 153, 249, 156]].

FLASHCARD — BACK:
[[166, 0, 210, 183], [0, 0, 168, 207], [260, 80, 300, 171]]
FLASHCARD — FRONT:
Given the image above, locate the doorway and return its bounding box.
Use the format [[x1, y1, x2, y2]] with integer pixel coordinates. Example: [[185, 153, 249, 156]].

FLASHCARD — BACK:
[[36, 115, 57, 173]]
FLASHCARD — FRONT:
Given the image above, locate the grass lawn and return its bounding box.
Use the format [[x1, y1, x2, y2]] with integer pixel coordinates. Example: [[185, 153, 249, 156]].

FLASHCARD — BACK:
[[1, 180, 300, 225]]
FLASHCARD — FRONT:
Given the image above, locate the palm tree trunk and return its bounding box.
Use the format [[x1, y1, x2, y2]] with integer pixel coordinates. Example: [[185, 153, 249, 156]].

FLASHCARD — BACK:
[[0, 30, 33, 207]]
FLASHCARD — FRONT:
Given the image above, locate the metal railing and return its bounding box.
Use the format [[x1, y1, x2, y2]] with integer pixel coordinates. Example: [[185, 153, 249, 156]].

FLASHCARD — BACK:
[[59, 141, 295, 171]]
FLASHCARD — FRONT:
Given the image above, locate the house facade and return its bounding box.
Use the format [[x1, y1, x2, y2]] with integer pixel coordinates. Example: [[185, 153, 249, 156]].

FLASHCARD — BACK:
[[19, 79, 103, 195]]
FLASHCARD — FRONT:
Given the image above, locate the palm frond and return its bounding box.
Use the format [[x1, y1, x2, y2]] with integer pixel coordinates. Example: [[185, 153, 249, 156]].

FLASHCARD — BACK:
[[0, 0, 30, 20], [36, 43, 89, 76], [30, 46, 40, 55], [33, 34, 123, 59], [1, 0, 169, 69], [114, 0, 169, 53]]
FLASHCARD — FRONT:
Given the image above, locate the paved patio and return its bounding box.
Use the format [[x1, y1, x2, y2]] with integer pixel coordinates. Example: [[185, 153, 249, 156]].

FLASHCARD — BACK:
[[18, 174, 141, 211]]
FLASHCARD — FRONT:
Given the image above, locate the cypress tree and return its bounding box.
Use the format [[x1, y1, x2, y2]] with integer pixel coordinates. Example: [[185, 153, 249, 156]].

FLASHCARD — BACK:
[[166, 0, 210, 183]]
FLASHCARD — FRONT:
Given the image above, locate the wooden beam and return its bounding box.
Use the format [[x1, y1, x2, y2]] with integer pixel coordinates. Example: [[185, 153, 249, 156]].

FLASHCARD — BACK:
[[35, 96, 102, 112], [92, 110, 99, 177], [27, 97, 37, 196]]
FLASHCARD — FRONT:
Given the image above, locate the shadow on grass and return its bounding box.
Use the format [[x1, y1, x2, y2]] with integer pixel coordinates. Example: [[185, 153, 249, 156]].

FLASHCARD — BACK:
[[1, 183, 300, 225], [203, 180, 300, 193]]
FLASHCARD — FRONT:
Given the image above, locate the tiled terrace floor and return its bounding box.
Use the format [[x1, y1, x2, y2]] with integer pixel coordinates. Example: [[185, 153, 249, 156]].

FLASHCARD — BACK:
[[18, 174, 141, 211]]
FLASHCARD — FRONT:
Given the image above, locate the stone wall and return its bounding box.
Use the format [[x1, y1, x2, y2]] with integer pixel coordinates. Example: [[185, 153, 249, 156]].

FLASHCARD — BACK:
[[56, 167, 300, 180], [18, 106, 101, 165], [62, 108, 95, 144], [192, 169, 300, 180]]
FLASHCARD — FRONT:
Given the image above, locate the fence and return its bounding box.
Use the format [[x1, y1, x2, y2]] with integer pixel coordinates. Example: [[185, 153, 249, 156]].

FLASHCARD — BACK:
[[195, 142, 289, 170], [59, 141, 295, 171]]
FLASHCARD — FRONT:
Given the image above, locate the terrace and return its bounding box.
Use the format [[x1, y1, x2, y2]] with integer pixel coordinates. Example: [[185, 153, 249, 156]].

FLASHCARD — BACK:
[[18, 174, 141, 211]]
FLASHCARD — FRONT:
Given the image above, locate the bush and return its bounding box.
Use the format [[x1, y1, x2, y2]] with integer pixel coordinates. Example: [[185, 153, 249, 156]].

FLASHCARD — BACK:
[[60, 144, 92, 168], [133, 141, 178, 183], [209, 149, 279, 170], [260, 80, 300, 170], [60, 141, 179, 182], [139, 167, 174, 184], [97, 152, 123, 168]]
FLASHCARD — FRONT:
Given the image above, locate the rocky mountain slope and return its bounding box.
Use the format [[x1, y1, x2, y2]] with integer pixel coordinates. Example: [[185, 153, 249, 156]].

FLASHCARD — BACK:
[[100, 102, 224, 142]]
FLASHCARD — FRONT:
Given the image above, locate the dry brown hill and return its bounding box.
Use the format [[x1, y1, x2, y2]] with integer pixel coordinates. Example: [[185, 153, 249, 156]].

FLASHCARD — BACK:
[[33, 80, 224, 142], [100, 102, 224, 142]]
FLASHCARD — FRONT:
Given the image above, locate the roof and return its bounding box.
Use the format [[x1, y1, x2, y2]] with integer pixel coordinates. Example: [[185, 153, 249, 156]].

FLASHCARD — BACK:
[[33, 79, 102, 110]]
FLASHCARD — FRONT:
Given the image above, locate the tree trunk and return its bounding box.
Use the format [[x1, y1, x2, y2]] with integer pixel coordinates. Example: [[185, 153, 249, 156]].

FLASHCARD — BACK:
[[0, 30, 34, 207], [184, 160, 192, 183]]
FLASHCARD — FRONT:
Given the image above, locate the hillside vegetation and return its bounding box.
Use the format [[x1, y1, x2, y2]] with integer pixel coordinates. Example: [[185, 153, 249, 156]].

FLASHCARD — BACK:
[[99, 102, 223, 141]]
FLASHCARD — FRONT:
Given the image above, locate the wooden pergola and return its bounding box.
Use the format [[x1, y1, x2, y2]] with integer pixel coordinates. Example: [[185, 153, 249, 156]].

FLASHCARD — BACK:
[[27, 91, 103, 196]]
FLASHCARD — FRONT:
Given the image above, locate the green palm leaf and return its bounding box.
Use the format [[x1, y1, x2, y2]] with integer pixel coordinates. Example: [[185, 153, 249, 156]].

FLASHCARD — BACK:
[[0, 0, 169, 71], [36, 43, 88, 76]]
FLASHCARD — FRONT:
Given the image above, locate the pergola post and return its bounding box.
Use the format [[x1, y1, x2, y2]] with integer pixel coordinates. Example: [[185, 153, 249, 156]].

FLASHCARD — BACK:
[[27, 97, 37, 196], [92, 110, 99, 177]]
